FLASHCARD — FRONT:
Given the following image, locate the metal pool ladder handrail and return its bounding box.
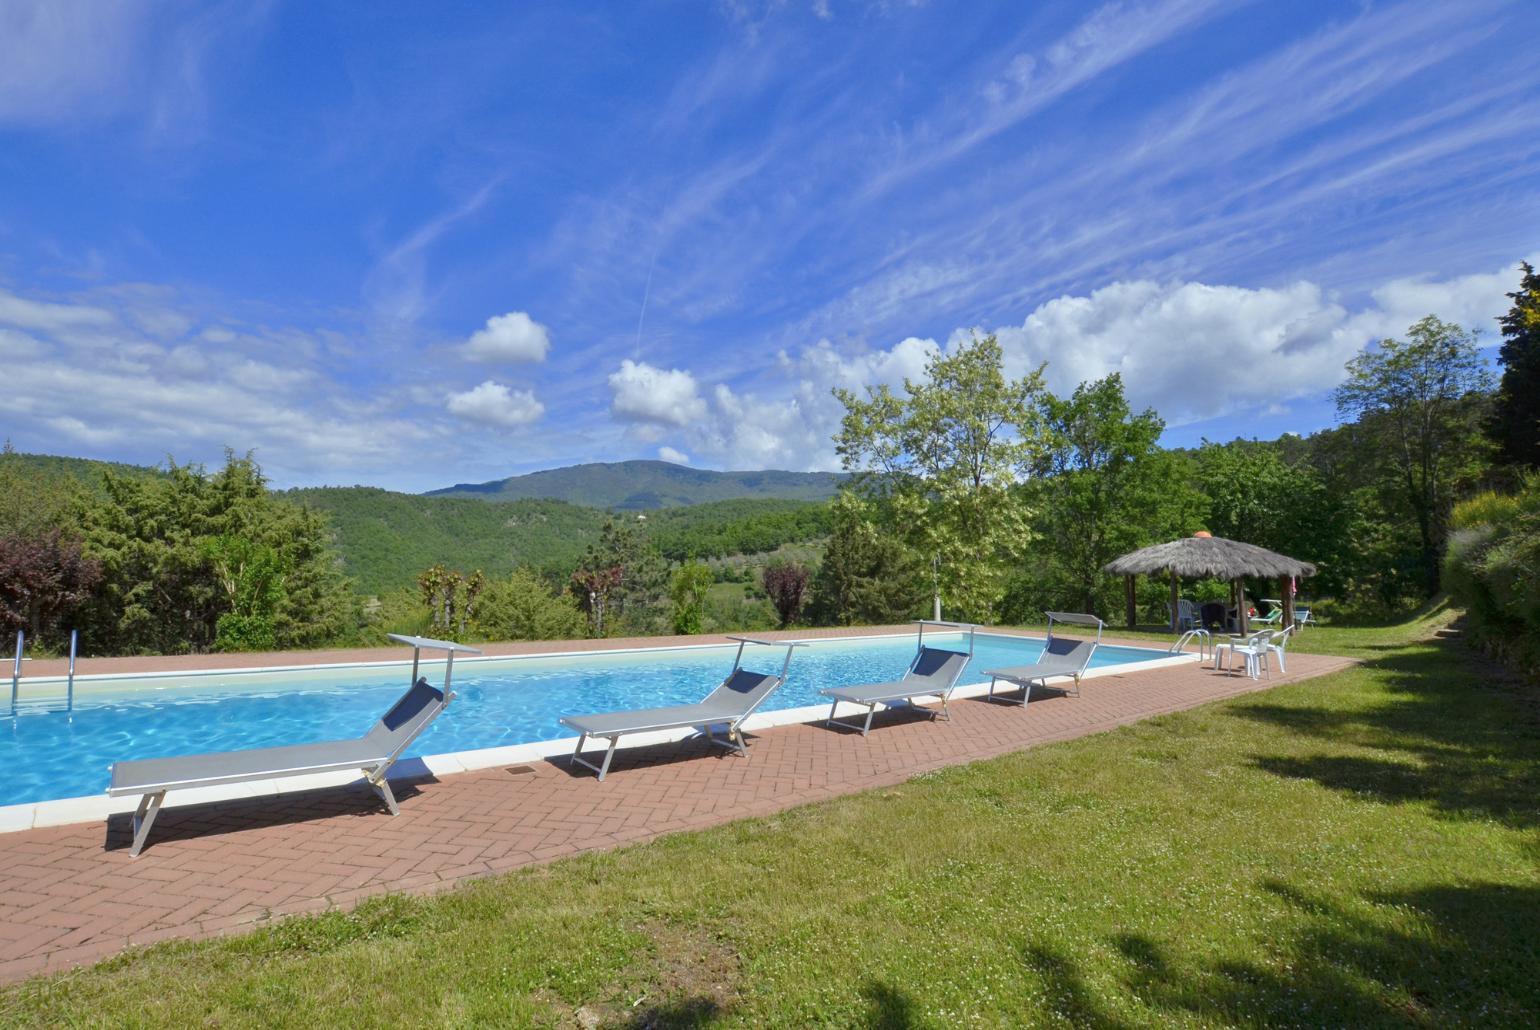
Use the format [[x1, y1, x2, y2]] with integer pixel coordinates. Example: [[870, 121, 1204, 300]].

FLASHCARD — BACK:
[[8, 630, 20, 718], [66, 629, 78, 714]]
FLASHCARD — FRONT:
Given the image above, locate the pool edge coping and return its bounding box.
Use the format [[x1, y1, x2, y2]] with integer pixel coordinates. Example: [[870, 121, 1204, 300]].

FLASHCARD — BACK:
[[0, 650, 1198, 834]]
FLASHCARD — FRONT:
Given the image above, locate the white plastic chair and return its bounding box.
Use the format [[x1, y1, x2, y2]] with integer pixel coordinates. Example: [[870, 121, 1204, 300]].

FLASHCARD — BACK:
[[1168, 599, 1200, 631], [1266, 626, 1294, 673], [1215, 630, 1273, 679]]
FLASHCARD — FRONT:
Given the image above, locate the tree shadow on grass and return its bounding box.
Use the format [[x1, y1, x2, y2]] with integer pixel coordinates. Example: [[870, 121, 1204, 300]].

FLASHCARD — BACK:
[[1110, 880, 1540, 1026], [613, 996, 721, 1029], [1231, 638, 1540, 831], [1018, 944, 1134, 1029], [860, 980, 939, 1030]]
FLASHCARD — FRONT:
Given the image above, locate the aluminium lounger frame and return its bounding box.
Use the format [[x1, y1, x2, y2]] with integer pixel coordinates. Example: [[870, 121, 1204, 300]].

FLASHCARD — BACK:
[[560, 636, 804, 781], [107, 634, 479, 857], [819, 620, 980, 736], [984, 611, 1105, 706]]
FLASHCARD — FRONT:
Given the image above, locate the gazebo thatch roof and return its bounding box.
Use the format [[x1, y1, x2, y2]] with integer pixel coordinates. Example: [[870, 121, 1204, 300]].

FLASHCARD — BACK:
[[1103, 535, 1316, 580]]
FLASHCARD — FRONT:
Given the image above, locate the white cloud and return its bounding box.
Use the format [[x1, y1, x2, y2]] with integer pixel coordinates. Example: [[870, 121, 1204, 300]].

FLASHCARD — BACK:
[[645, 260, 1529, 469], [445, 380, 545, 427], [0, 1, 272, 139], [1357, 267, 1515, 343], [0, 2, 146, 125], [461, 310, 551, 363], [0, 289, 114, 332], [658, 445, 690, 464], [608, 359, 708, 426], [0, 280, 442, 484], [985, 279, 1357, 423]]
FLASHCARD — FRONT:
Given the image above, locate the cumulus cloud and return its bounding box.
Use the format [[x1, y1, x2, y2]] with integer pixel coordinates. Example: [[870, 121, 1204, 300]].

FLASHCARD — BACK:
[[461, 310, 551, 363], [985, 279, 1360, 423], [608, 359, 708, 426], [658, 445, 690, 464], [445, 380, 545, 427]]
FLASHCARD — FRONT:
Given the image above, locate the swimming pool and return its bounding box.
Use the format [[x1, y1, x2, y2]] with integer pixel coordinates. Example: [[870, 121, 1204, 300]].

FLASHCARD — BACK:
[[1, 632, 1174, 806]]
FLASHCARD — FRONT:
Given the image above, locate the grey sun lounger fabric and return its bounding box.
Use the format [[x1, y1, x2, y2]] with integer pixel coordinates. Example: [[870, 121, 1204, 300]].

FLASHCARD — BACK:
[[107, 635, 476, 857], [983, 613, 1102, 706], [559, 638, 801, 781], [820, 646, 971, 736], [559, 669, 780, 739]]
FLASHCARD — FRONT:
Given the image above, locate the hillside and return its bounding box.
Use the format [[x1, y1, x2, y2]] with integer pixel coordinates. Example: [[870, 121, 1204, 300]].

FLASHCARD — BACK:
[[3, 451, 834, 597], [285, 488, 607, 595], [287, 488, 833, 595], [1, 451, 162, 496], [425, 460, 845, 508]]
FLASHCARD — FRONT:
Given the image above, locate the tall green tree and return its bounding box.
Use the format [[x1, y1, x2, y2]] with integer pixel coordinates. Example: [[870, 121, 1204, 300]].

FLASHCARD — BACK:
[[1031, 374, 1202, 614], [1489, 261, 1540, 470], [834, 334, 1047, 621], [79, 452, 356, 654], [1334, 316, 1494, 593], [669, 562, 713, 634], [1196, 440, 1365, 603], [574, 518, 669, 633], [807, 495, 928, 626]]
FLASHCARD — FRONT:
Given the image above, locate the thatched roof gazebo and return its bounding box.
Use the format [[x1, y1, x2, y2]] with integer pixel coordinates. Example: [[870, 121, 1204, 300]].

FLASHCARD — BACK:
[[1104, 533, 1317, 633]]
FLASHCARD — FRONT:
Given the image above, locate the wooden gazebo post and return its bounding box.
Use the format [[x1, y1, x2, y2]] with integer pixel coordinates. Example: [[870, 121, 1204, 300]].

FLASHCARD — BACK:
[[1125, 574, 1137, 630], [1168, 570, 1179, 632], [1280, 576, 1296, 630], [1236, 578, 1249, 633]]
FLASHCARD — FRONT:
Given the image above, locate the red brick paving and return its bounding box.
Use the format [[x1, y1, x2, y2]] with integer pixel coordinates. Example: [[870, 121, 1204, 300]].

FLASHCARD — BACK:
[[0, 639, 1355, 985]]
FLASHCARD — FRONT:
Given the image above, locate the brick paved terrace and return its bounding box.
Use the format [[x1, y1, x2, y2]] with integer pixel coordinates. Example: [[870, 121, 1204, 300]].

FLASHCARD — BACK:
[[0, 627, 1355, 984]]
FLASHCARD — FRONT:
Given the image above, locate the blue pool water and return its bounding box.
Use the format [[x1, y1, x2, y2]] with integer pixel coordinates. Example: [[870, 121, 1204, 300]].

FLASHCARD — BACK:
[[0, 633, 1168, 805]]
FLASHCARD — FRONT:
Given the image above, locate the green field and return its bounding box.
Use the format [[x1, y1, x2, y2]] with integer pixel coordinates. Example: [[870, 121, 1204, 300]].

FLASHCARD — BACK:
[[3, 606, 1535, 1026]]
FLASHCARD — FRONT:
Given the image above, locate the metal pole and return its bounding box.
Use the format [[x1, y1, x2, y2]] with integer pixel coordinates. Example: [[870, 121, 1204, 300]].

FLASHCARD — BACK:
[[67, 629, 77, 713], [9, 630, 21, 718]]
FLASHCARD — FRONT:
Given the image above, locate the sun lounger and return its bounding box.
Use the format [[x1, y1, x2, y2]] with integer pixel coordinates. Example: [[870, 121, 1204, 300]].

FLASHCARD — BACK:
[[559, 637, 804, 781], [983, 612, 1104, 706], [819, 620, 978, 736], [108, 634, 479, 857]]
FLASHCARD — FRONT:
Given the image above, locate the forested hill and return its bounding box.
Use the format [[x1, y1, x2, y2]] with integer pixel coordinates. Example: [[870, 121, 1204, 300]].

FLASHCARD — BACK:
[[285, 488, 832, 595], [425, 460, 845, 508], [0, 451, 161, 494]]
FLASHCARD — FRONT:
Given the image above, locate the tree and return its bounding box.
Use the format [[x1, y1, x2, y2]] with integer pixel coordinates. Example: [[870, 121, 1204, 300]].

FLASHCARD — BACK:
[[1489, 261, 1540, 470], [807, 494, 928, 626], [78, 452, 357, 654], [1195, 440, 1363, 603], [834, 334, 1047, 621], [474, 568, 586, 641], [0, 452, 84, 542], [1335, 316, 1494, 594], [574, 519, 668, 633], [1031, 374, 1202, 614], [761, 561, 810, 628], [572, 566, 623, 636], [0, 530, 101, 649], [416, 565, 487, 639], [669, 562, 713, 634], [207, 534, 287, 652]]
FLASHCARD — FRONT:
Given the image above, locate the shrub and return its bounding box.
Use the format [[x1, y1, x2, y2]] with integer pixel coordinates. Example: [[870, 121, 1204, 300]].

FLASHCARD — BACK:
[[1444, 475, 1540, 674]]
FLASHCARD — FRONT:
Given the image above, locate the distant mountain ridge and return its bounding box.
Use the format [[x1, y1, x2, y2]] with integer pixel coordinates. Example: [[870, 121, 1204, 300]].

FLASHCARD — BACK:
[[425, 459, 846, 509]]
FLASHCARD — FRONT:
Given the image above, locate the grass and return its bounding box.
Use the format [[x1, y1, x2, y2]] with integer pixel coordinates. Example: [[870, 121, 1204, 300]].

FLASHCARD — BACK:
[[3, 606, 1537, 1027]]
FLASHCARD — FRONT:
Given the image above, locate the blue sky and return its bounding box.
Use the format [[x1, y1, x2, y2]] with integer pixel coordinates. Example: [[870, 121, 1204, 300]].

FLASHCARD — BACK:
[[1, 0, 1537, 491]]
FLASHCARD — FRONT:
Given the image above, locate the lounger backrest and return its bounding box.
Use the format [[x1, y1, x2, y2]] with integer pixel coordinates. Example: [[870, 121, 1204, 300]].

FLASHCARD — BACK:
[[363, 677, 448, 758], [700, 668, 782, 717], [1043, 636, 1097, 673], [906, 646, 970, 691]]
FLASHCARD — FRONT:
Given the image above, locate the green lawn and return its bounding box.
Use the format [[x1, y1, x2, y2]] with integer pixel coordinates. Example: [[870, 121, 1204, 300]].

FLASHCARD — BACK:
[[4, 607, 1537, 1027]]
